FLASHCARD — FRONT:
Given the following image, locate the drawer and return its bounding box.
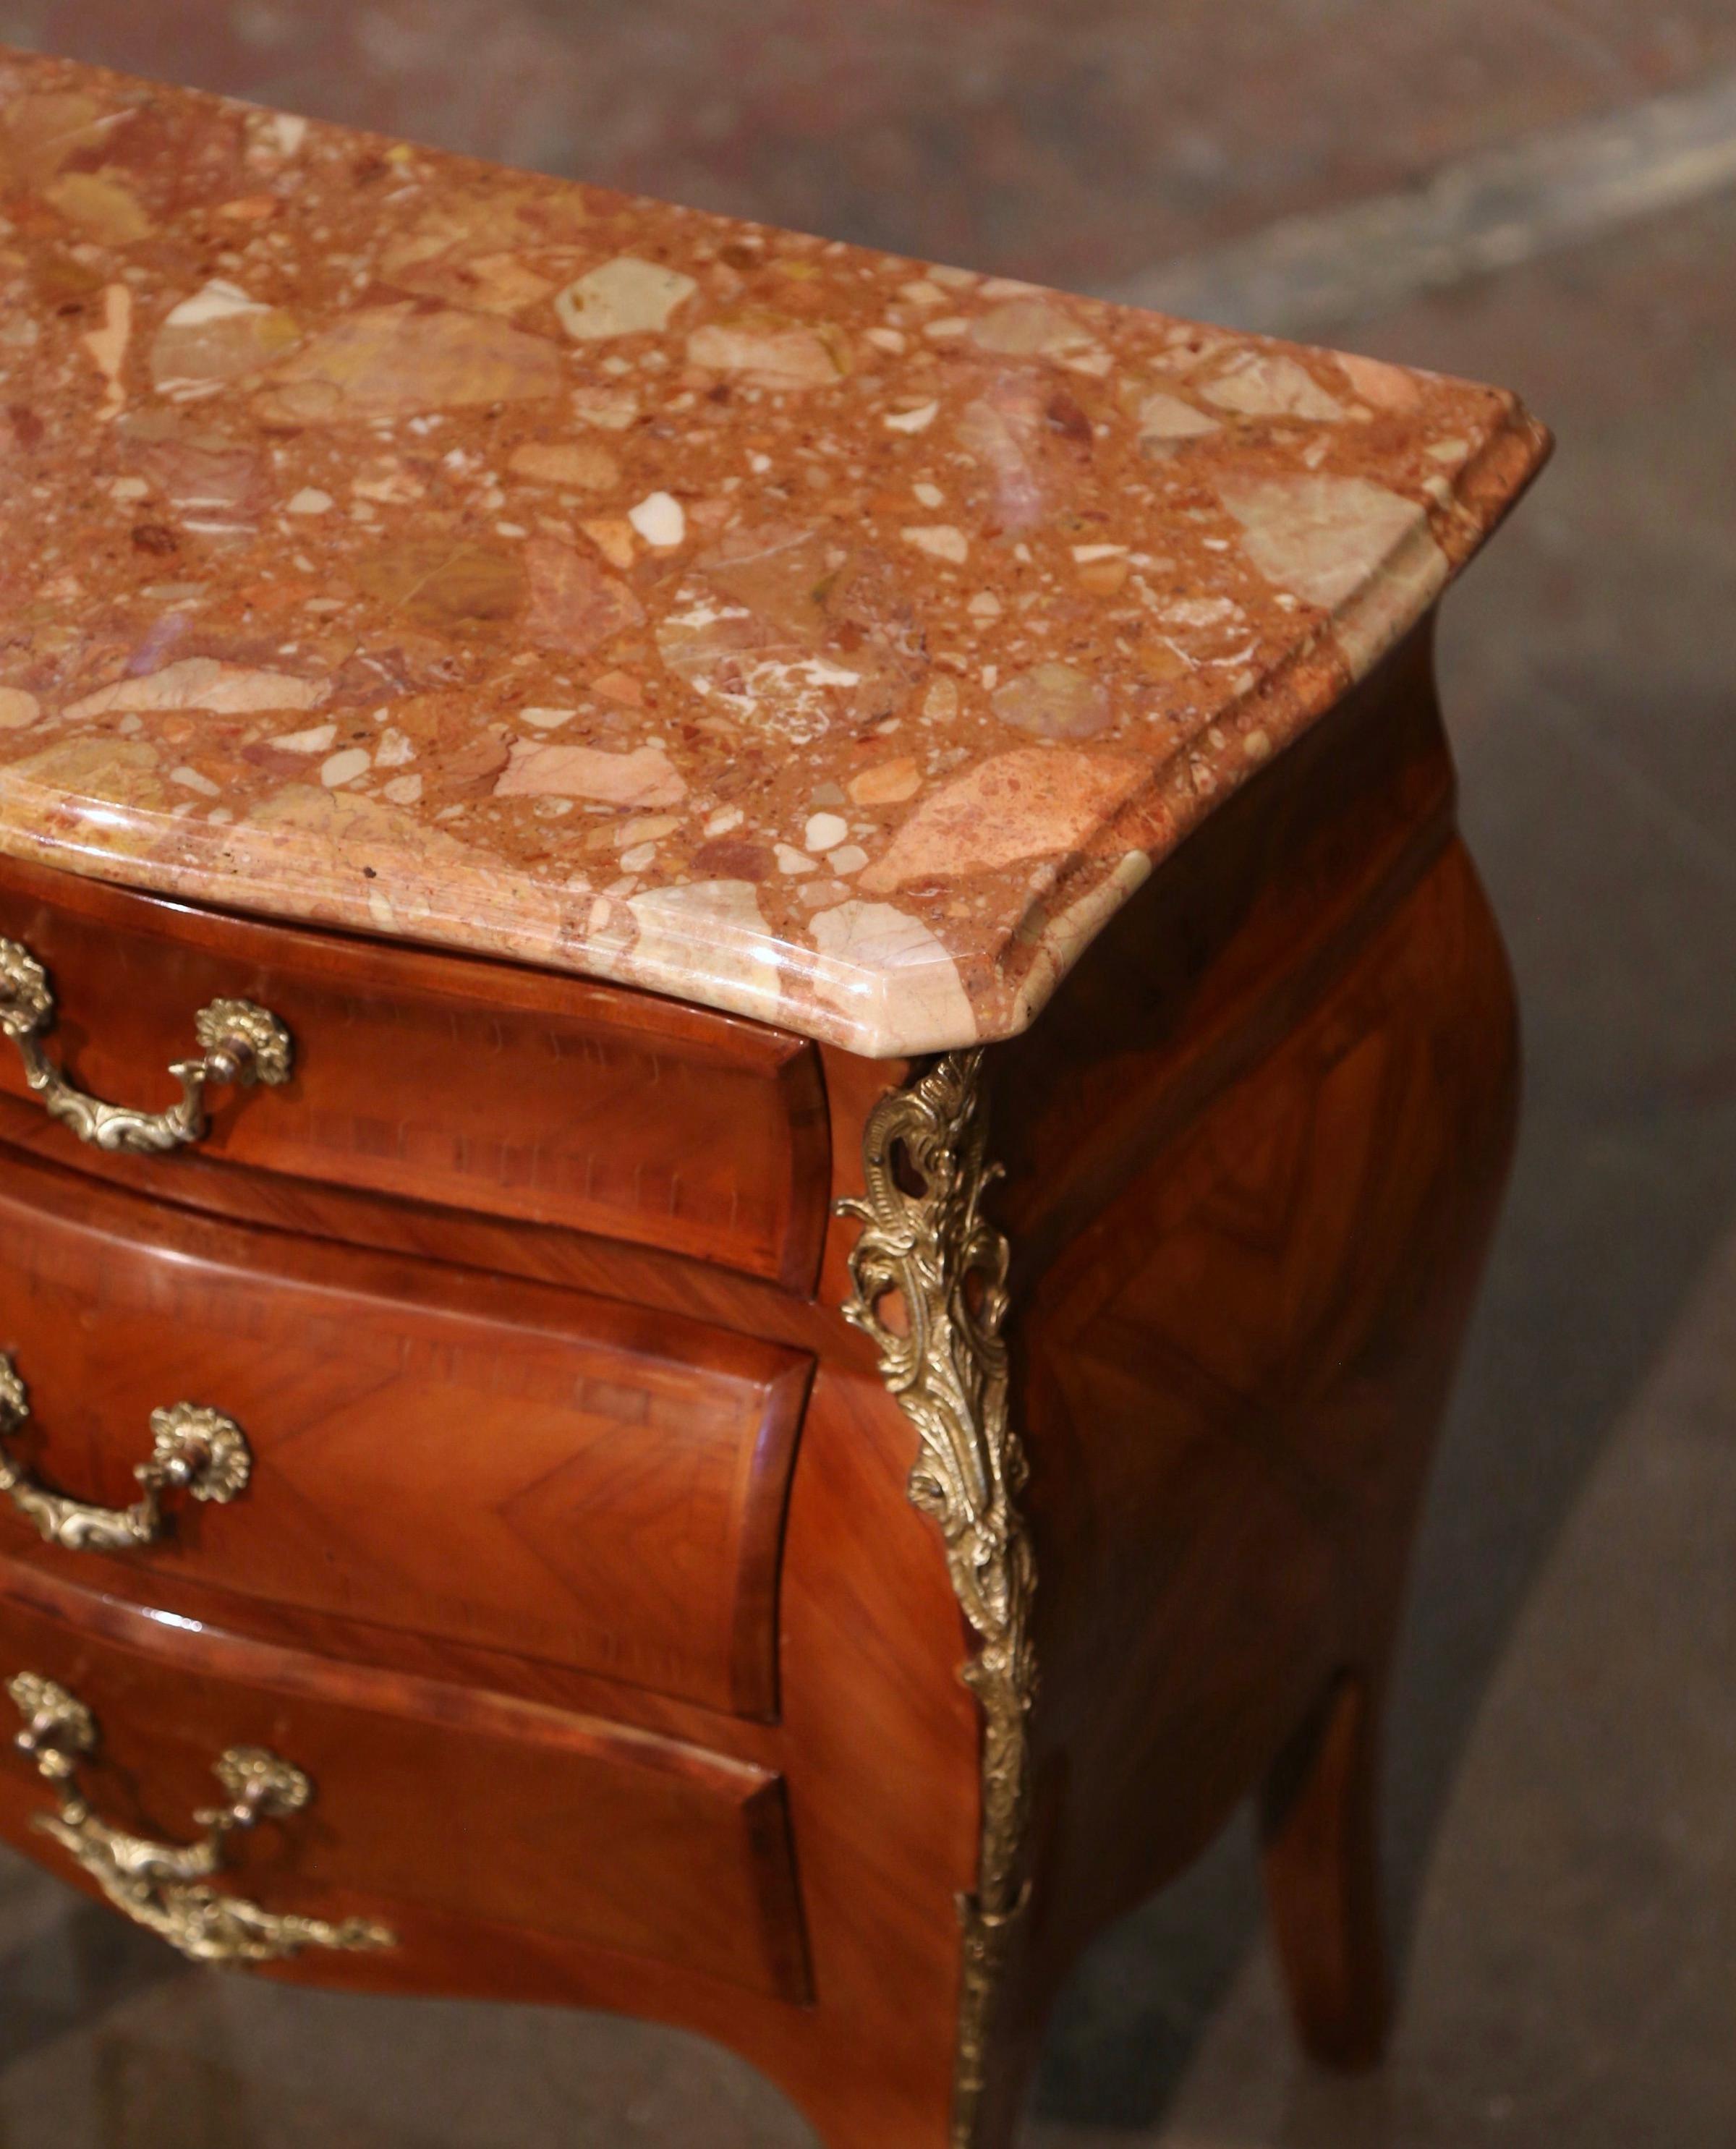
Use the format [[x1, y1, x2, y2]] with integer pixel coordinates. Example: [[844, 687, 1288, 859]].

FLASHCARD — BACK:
[[0, 1579, 809, 2001], [0, 854, 829, 1290], [0, 1146, 811, 1719]]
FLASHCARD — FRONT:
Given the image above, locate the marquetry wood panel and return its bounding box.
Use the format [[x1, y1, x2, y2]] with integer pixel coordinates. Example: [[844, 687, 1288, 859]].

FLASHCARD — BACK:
[[993, 832, 1520, 2101], [0, 1582, 811, 2000], [0, 1146, 812, 1718], [0, 854, 830, 1290]]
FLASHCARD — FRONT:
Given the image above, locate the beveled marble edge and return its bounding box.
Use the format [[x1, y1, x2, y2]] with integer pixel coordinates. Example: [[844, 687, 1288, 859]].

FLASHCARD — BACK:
[[0, 401, 1544, 1059], [0, 51, 1550, 1058], [0, 412, 1539, 1065]]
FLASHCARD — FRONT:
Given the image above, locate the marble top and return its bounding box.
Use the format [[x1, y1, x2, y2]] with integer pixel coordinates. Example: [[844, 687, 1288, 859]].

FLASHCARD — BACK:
[[0, 51, 1548, 1058]]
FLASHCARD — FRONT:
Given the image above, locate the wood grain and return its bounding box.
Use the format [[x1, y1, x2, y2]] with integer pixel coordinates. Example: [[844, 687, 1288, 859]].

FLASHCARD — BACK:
[[0, 854, 830, 1290], [958, 648, 1520, 2140], [0, 1575, 812, 2002], [0, 1146, 812, 1721]]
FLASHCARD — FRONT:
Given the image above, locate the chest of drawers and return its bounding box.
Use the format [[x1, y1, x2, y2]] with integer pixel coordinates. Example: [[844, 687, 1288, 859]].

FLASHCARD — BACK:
[[0, 48, 1546, 2148]]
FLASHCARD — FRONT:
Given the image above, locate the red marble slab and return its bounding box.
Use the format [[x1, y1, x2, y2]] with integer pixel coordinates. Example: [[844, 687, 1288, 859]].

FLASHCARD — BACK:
[[0, 49, 1548, 1054]]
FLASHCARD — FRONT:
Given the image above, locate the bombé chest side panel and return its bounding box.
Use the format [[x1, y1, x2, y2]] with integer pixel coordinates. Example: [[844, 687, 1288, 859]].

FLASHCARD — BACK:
[[978, 619, 1521, 2042]]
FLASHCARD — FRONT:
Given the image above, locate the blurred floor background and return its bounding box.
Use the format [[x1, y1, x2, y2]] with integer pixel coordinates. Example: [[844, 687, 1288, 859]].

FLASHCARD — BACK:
[[0, 4, 1731, 2144]]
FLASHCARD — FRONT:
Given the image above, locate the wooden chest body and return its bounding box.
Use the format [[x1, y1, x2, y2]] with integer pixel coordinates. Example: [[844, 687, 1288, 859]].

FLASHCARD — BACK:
[[0, 622, 1518, 2147]]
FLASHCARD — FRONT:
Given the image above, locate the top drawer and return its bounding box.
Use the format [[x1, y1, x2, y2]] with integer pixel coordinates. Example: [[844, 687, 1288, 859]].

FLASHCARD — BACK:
[[0, 856, 828, 1290]]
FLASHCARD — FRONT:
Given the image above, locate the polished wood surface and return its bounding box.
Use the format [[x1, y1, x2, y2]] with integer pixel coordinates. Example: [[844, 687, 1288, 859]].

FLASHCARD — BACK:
[[0, 854, 830, 1290], [1261, 1669, 1391, 2068], [956, 635, 1518, 2142], [0, 1575, 812, 2001], [0, 613, 1521, 2148], [0, 1146, 810, 1721]]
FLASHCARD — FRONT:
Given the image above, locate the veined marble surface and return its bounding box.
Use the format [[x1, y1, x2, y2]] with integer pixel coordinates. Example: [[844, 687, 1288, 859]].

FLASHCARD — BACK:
[[0, 50, 1547, 1057]]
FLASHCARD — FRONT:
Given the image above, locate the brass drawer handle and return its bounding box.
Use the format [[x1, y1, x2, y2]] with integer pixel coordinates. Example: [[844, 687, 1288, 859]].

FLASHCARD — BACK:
[[7, 1672, 395, 1965], [0, 1352, 252, 1553], [0, 937, 292, 1154]]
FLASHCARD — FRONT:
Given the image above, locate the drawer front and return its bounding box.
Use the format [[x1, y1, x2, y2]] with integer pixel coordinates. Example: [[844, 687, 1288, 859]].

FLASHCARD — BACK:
[[0, 1148, 810, 1719], [0, 1581, 809, 2001], [0, 855, 828, 1290]]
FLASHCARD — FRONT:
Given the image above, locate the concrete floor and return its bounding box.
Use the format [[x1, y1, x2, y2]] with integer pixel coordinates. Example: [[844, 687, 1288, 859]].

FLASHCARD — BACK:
[[0, 4, 1731, 2143]]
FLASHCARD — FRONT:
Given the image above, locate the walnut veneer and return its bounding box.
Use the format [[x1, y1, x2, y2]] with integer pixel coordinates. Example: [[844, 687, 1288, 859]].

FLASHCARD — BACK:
[[0, 618, 1518, 2145]]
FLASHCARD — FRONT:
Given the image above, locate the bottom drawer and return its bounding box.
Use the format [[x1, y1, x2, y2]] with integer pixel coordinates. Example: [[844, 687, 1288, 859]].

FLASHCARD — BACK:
[[0, 1575, 809, 2002]]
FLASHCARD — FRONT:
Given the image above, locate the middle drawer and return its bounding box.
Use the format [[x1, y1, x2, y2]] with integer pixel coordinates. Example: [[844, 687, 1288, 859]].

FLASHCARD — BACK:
[[0, 1146, 811, 1721]]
